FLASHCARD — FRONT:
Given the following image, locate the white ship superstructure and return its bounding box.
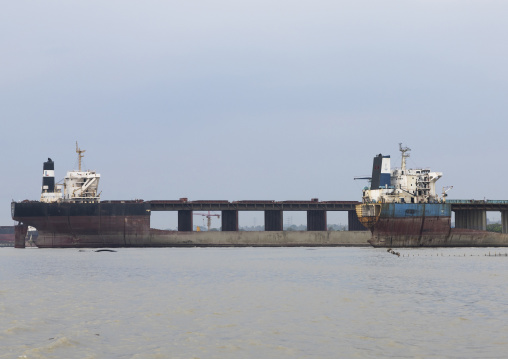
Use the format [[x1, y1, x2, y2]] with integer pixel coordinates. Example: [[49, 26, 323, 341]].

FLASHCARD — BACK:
[[62, 169, 100, 202], [361, 144, 446, 204], [40, 142, 100, 203]]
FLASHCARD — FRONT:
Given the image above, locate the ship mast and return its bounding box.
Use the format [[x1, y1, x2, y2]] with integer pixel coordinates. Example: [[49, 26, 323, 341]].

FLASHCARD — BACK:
[[399, 143, 411, 172], [76, 141, 86, 171]]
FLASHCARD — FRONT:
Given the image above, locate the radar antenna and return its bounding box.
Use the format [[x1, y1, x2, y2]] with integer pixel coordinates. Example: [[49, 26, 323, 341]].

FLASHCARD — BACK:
[[399, 143, 411, 171], [76, 141, 86, 171]]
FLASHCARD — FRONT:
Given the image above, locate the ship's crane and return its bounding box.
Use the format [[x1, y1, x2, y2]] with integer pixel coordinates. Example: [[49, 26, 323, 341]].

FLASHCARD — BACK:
[[193, 211, 220, 231], [442, 186, 453, 201]]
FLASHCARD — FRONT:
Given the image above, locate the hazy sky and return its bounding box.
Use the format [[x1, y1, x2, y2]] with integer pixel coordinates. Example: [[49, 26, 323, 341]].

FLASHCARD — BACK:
[[2, 1, 508, 228]]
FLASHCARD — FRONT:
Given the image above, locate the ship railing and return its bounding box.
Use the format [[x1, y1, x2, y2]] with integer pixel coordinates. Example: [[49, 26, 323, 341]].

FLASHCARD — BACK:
[[447, 199, 508, 204]]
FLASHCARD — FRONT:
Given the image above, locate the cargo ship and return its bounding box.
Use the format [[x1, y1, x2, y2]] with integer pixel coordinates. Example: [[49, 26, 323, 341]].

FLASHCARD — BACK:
[[11, 143, 152, 248], [356, 144, 508, 247], [11, 144, 371, 248], [12, 143, 508, 248]]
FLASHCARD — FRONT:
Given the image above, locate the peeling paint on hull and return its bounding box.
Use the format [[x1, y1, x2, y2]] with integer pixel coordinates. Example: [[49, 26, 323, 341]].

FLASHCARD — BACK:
[[12, 202, 371, 248], [368, 228, 508, 247], [359, 203, 508, 247]]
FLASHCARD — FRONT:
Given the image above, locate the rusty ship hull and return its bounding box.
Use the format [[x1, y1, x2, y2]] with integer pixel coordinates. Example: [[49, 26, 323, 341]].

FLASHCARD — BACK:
[[11, 201, 372, 248], [12, 201, 151, 248], [358, 203, 508, 247]]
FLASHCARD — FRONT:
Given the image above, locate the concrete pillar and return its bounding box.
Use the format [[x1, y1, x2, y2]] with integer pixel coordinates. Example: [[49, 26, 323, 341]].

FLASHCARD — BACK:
[[14, 224, 28, 248], [307, 210, 327, 231], [265, 210, 283, 231], [348, 210, 367, 231], [502, 211, 508, 234], [222, 210, 239, 231], [178, 210, 193, 232], [454, 210, 487, 231], [454, 211, 464, 228]]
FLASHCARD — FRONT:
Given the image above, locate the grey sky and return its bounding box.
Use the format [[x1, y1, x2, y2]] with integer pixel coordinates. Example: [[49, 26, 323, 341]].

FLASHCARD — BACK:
[[2, 1, 508, 227]]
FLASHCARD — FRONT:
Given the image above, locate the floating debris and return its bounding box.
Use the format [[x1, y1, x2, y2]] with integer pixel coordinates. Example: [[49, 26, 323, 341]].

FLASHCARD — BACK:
[[387, 248, 400, 257]]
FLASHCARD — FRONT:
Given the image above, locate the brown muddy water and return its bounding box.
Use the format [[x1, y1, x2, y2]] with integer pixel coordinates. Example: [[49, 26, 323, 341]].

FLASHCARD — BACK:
[[1, 247, 508, 358]]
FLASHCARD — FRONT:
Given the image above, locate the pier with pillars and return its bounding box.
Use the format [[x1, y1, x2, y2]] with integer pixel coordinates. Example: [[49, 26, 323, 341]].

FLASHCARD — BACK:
[[449, 200, 508, 234], [150, 200, 364, 232], [153, 199, 508, 233]]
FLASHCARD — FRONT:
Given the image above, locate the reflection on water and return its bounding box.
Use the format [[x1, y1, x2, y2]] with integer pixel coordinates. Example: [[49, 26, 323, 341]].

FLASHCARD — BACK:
[[1, 247, 508, 358]]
